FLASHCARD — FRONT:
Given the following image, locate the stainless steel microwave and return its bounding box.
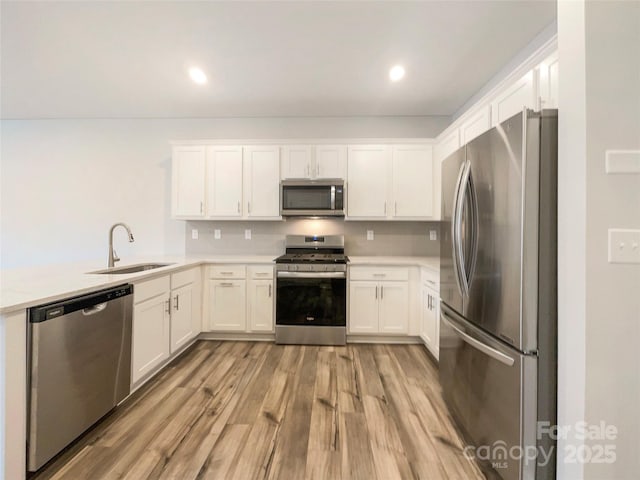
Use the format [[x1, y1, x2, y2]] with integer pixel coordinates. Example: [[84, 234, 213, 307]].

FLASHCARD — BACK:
[[280, 179, 345, 217]]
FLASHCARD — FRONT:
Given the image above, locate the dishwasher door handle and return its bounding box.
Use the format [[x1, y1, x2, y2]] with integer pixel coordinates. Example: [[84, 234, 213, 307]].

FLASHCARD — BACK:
[[82, 303, 107, 316]]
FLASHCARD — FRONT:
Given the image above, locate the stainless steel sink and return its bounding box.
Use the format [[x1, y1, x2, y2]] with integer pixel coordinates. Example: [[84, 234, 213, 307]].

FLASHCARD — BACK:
[[88, 263, 174, 275]]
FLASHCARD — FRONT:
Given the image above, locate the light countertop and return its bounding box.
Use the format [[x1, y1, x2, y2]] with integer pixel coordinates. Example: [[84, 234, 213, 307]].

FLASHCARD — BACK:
[[1, 254, 439, 314], [0, 255, 275, 314], [348, 256, 439, 272]]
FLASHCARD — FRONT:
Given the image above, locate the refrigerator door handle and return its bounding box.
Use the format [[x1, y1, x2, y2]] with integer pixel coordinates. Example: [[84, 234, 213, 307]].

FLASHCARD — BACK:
[[464, 168, 479, 287], [454, 161, 471, 296], [441, 310, 515, 367], [451, 161, 467, 298]]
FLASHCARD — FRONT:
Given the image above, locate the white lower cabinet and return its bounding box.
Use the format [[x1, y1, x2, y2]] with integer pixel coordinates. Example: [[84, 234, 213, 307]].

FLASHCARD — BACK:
[[247, 279, 273, 332], [207, 264, 274, 333], [209, 279, 247, 331], [132, 268, 202, 385], [420, 268, 440, 359], [348, 267, 409, 335], [169, 268, 202, 353], [378, 282, 409, 334], [132, 276, 171, 384]]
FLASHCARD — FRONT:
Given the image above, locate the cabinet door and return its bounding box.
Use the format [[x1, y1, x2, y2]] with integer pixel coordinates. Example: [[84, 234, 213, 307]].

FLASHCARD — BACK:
[[422, 287, 438, 349], [378, 281, 409, 334], [347, 145, 391, 218], [392, 145, 434, 218], [170, 283, 196, 353], [459, 106, 491, 145], [132, 294, 171, 384], [207, 146, 243, 217], [281, 145, 312, 179], [538, 52, 559, 109], [491, 70, 536, 126], [172, 146, 205, 217], [348, 281, 379, 333], [435, 129, 460, 164], [314, 145, 347, 179], [248, 279, 274, 332], [244, 146, 280, 218], [209, 280, 246, 331]]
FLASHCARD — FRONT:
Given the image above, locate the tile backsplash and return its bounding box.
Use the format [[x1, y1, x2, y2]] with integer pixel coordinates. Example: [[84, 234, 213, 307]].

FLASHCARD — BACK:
[[185, 219, 440, 257]]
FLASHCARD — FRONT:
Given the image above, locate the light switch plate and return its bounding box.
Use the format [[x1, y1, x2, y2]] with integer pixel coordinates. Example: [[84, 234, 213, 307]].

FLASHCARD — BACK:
[[191, 229, 199, 240], [214, 229, 221, 240], [244, 229, 252, 240], [608, 229, 640, 263], [367, 230, 374, 241], [429, 230, 437, 241]]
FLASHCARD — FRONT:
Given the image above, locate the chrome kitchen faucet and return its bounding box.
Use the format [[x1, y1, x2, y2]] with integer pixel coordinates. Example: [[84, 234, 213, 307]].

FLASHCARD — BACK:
[[108, 223, 135, 267]]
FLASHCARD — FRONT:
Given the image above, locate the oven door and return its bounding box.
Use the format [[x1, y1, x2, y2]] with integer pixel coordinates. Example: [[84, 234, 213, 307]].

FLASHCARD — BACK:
[[276, 271, 346, 326]]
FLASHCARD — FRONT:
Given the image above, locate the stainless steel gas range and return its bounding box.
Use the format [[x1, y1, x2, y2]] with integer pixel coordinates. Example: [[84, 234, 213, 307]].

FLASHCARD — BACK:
[[274, 235, 347, 345]]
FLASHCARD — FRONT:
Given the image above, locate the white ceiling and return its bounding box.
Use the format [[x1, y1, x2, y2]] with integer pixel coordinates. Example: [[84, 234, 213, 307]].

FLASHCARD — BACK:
[[0, 1, 556, 119]]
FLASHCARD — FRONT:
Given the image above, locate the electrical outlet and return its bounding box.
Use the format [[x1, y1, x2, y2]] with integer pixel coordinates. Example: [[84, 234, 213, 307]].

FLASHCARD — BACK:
[[429, 230, 437, 241], [214, 229, 221, 240], [367, 230, 374, 241], [244, 229, 252, 240], [608, 229, 640, 263], [191, 229, 199, 240]]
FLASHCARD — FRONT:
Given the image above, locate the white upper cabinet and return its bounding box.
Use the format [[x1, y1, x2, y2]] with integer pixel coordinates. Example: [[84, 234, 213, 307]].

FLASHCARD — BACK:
[[244, 146, 281, 218], [206, 146, 243, 218], [347, 144, 435, 220], [459, 105, 492, 145], [538, 52, 559, 109], [314, 145, 347, 179], [392, 145, 434, 218], [281, 144, 346, 179], [280, 145, 312, 179], [491, 70, 537, 126], [347, 145, 391, 218], [172, 146, 206, 218], [435, 129, 460, 164]]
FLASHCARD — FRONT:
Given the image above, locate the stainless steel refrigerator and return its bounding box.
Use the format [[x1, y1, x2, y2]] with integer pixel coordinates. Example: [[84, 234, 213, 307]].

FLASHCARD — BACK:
[[439, 109, 557, 480]]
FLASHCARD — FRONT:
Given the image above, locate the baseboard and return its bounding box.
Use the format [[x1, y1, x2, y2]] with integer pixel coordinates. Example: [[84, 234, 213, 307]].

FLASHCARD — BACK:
[[198, 332, 275, 342], [346, 335, 422, 344]]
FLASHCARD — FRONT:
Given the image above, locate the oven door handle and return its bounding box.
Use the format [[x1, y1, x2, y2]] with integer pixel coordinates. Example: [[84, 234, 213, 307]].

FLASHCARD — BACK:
[[277, 271, 346, 279]]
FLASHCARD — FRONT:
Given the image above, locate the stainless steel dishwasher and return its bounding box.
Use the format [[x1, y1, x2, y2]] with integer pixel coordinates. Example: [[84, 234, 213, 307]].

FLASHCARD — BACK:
[[27, 284, 133, 472]]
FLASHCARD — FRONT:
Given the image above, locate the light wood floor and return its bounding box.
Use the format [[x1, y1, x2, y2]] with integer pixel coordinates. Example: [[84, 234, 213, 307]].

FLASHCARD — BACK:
[[34, 341, 486, 480]]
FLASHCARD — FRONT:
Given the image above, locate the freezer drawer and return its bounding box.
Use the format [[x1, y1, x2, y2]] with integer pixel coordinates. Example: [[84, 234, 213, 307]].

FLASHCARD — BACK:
[[439, 304, 538, 480]]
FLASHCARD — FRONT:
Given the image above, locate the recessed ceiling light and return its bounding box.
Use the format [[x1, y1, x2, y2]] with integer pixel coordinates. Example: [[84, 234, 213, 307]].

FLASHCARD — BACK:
[[389, 65, 405, 82], [188, 67, 207, 85]]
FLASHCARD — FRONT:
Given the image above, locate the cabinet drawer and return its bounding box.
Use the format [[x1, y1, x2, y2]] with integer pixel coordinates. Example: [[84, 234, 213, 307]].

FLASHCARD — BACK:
[[171, 267, 198, 289], [349, 266, 409, 281], [134, 275, 170, 304], [209, 265, 246, 279], [248, 265, 274, 279], [420, 267, 439, 289]]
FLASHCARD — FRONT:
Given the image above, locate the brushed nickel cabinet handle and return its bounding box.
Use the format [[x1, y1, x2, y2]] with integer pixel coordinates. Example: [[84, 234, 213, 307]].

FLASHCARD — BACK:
[[268, 284, 272, 297], [174, 295, 179, 311]]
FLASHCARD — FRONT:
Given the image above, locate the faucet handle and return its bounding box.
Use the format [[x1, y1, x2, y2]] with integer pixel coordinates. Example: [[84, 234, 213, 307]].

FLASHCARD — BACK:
[[113, 250, 120, 263]]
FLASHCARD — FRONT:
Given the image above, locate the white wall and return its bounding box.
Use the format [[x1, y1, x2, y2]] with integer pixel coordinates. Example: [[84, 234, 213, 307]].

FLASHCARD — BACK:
[[558, 1, 640, 479], [0, 116, 448, 269], [583, 1, 640, 478]]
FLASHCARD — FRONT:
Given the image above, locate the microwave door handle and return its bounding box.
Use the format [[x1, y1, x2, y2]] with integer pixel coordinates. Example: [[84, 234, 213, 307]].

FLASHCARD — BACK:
[[330, 185, 336, 210]]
